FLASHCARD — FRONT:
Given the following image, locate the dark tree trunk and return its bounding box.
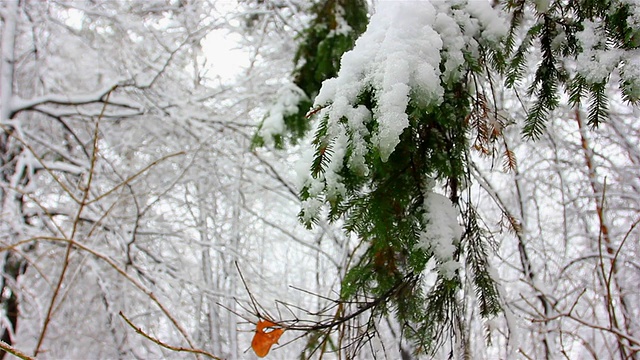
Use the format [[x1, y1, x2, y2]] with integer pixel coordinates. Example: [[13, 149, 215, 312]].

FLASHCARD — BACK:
[[0, 251, 26, 359]]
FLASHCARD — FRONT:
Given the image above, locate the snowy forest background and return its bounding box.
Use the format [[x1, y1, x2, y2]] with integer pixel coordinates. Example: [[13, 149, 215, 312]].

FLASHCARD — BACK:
[[0, 0, 639, 359]]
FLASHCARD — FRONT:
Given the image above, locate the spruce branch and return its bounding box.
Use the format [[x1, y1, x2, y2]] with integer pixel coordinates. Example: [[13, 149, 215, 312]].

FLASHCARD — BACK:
[[587, 81, 609, 128], [504, 0, 639, 136]]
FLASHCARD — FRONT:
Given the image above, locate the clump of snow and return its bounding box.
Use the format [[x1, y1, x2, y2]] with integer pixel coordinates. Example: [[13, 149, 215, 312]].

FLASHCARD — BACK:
[[416, 186, 464, 279], [259, 84, 306, 146], [575, 21, 622, 83], [574, 18, 640, 89], [576, 20, 599, 50], [464, 1, 510, 43], [312, 0, 508, 173], [618, 0, 640, 29], [345, 105, 372, 176], [434, 12, 466, 80], [294, 147, 316, 190], [301, 197, 324, 224], [315, 1, 445, 162], [295, 131, 329, 221], [324, 129, 348, 202]]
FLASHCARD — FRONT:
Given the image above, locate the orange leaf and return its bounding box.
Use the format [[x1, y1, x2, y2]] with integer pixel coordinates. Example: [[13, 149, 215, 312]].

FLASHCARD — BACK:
[[251, 320, 285, 357]]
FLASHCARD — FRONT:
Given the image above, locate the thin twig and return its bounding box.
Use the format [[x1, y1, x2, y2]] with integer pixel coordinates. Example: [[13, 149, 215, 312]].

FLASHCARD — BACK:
[[0, 340, 34, 360], [34, 90, 111, 356], [576, 108, 634, 358], [229, 271, 414, 332], [306, 105, 326, 118], [289, 285, 339, 303], [87, 151, 186, 205], [0, 122, 81, 204], [235, 261, 263, 318], [531, 312, 640, 347], [217, 299, 256, 325], [119, 312, 221, 360], [607, 217, 640, 293]]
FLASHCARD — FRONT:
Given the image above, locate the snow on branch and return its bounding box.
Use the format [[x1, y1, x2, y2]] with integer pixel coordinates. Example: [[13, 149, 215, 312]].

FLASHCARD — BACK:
[[9, 81, 143, 118], [312, 0, 508, 167], [301, 0, 508, 217]]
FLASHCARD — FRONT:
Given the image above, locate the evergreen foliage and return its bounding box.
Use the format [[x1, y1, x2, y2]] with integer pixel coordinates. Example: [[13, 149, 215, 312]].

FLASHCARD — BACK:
[[253, 0, 368, 148], [503, 0, 640, 138], [301, 86, 503, 354]]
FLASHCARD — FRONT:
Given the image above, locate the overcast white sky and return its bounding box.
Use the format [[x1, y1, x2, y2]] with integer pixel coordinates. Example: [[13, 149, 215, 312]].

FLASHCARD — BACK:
[[202, 28, 249, 82]]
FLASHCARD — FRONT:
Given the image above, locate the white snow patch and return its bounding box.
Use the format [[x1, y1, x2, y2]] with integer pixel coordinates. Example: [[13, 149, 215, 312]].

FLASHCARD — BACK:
[[619, 0, 640, 29], [621, 49, 640, 99], [329, 5, 353, 37], [465, 1, 509, 42], [417, 189, 464, 279], [434, 12, 466, 79], [301, 197, 324, 223], [294, 146, 315, 190], [346, 105, 372, 176]]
